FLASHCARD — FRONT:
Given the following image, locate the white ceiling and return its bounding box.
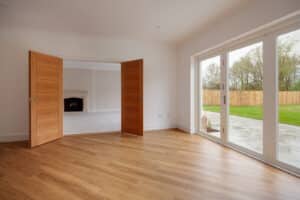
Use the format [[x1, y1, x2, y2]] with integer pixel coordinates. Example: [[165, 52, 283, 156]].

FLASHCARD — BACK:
[[0, 0, 250, 43]]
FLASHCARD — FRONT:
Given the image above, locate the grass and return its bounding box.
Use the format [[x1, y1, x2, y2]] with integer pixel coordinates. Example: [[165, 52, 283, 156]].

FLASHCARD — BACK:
[[203, 105, 300, 126]]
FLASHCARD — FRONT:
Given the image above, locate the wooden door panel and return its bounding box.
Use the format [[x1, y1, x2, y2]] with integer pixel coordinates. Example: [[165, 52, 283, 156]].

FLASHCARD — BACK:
[[37, 82, 58, 91], [121, 59, 143, 136], [30, 51, 63, 147]]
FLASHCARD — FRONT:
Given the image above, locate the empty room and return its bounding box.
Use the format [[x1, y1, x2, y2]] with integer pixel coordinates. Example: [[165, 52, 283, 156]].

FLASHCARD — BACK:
[[1, 0, 300, 199]]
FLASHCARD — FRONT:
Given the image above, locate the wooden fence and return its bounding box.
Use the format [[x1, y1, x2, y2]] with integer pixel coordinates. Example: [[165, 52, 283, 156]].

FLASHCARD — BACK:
[[203, 90, 300, 106]]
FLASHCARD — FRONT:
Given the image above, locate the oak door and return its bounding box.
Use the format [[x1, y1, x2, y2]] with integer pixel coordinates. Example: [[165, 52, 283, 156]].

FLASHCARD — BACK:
[[29, 51, 63, 147], [121, 59, 143, 136]]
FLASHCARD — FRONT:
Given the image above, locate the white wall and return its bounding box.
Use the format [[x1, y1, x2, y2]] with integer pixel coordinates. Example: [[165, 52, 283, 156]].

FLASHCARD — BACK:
[[63, 68, 121, 134], [93, 70, 121, 111], [64, 69, 91, 96], [177, 0, 300, 132], [0, 27, 177, 141]]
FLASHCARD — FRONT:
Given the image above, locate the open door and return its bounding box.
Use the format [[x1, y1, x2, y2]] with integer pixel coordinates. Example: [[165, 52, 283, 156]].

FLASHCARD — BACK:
[[121, 59, 143, 136], [29, 51, 63, 147]]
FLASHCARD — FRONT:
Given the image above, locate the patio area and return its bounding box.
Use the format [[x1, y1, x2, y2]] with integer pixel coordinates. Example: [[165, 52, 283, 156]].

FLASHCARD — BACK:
[[203, 111, 300, 168]]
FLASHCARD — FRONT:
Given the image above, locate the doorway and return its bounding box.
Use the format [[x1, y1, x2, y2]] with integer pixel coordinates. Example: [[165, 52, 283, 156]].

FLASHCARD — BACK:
[[63, 60, 122, 135], [29, 51, 143, 147]]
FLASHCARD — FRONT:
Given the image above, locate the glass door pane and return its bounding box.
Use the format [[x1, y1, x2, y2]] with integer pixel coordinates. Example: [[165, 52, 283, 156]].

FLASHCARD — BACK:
[[277, 29, 300, 168], [200, 56, 221, 138], [228, 42, 263, 153]]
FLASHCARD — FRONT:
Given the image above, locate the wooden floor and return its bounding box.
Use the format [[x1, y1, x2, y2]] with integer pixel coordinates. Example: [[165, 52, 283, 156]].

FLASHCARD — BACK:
[[0, 130, 300, 200]]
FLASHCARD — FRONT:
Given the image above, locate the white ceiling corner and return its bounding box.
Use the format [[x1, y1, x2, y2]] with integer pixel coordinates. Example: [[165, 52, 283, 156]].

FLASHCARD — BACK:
[[0, 0, 249, 43]]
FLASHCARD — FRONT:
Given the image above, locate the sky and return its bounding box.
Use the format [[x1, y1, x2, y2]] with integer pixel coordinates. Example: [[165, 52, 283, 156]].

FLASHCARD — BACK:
[[278, 28, 300, 52], [228, 42, 262, 67]]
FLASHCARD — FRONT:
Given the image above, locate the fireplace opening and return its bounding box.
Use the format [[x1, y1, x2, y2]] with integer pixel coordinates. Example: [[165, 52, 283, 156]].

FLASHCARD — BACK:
[[64, 97, 83, 112]]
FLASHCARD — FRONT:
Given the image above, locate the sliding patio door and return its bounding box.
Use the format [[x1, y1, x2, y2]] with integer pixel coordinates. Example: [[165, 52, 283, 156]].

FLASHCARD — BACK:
[[227, 42, 264, 153], [198, 44, 264, 151], [199, 56, 221, 138], [196, 19, 300, 175], [276, 28, 300, 169]]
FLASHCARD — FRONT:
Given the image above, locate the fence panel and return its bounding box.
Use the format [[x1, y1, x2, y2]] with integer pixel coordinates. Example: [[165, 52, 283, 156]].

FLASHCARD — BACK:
[[203, 90, 300, 106]]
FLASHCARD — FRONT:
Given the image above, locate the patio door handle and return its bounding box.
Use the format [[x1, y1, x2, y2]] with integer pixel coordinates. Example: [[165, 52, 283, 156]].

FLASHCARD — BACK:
[[223, 95, 226, 104]]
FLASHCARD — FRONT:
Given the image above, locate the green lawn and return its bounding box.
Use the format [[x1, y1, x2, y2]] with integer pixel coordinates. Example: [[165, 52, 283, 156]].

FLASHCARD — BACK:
[[203, 105, 300, 126]]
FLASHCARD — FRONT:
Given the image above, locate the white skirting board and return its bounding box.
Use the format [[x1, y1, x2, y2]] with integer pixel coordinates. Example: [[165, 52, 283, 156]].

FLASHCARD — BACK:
[[0, 133, 28, 142], [0, 126, 179, 143]]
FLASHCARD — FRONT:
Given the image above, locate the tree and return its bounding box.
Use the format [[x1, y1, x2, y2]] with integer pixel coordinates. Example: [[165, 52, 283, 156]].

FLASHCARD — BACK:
[[202, 63, 220, 89], [204, 39, 300, 91], [291, 79, 300, 90], [229, 46, 263, 90], [278, 39, 300, 91], [228, 39, 300, 91]]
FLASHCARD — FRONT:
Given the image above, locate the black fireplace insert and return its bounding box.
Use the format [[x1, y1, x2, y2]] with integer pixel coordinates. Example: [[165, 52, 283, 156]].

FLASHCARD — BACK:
[[64, 97, 83, 112]]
